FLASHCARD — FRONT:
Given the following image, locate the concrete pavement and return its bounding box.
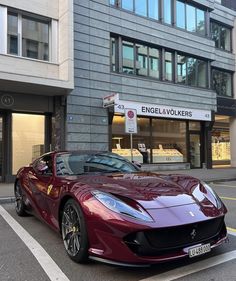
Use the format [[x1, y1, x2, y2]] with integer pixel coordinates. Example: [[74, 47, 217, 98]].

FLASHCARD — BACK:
[[0, 167, 235, 204]]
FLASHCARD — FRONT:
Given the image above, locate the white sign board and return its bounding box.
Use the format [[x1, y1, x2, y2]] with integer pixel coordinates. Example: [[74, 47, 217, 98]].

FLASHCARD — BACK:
[[115, 100, 212, 121], [103, 93, 118, 108], [125, 109, 137, 134]]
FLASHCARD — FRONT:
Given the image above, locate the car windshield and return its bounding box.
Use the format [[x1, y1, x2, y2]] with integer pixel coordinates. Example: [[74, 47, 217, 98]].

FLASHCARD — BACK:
[[56, 152, 139, 176]]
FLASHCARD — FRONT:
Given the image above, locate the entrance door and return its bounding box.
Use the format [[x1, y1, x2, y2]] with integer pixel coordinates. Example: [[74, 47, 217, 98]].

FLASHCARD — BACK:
[[189, 133, 201, 168]]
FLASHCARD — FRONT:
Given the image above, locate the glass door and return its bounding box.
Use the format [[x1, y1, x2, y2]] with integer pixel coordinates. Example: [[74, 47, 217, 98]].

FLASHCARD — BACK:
[[189, 133, 201, 168]]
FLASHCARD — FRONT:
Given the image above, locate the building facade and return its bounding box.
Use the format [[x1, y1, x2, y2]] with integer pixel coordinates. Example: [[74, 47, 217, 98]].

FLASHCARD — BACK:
[[67, 0, 236, 169], [0, 0, 73, 182], [0, 0, 236, 182]]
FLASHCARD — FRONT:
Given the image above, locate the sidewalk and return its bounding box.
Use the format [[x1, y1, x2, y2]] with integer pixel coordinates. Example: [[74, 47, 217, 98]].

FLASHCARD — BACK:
[[0, 167, 235, 204]]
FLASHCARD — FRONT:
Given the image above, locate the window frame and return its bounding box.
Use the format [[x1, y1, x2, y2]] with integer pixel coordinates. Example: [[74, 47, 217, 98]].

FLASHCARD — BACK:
[[210, 20, 232, 52]]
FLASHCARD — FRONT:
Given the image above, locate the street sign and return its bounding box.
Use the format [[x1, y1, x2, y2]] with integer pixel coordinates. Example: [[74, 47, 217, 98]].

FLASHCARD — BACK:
[[125, 108, 137, 134], [103, 93, 118, 108]]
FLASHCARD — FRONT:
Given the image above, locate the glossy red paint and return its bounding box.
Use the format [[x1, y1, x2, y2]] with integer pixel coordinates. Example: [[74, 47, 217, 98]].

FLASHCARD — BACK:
[[15, 151, 228, 266]]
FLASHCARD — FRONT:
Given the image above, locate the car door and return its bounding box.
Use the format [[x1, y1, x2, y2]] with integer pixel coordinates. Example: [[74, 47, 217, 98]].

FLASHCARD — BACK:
[[28, 154, 58, 227]]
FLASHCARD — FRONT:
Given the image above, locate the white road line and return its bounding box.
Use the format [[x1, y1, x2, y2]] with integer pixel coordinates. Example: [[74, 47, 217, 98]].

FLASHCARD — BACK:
[[139, 249, 236, 281], [0, 205, 70, 281]]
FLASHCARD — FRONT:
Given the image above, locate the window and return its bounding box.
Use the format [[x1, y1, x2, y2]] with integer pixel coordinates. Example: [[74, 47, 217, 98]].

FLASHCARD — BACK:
[[176, 1, 185, 29], [135, 0, 147, 17], [176, 2, 205, 35], [212, 69, 232, 97], [177, 54, 207, 88], [7, 11, 50, 61], [7, 13, 18, 55], [111, 36, 209, 88], [122, 41, 135, 74], [211, 22, 231, 52], [165, 51, 173, 81], [149, 0, 159, 19], [122, 0, 133, 11], [163, 0, 172, 24]]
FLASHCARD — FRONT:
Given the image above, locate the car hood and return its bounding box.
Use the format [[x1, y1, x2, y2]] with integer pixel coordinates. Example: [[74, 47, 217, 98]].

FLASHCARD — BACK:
[[68, 172, 206, 209]]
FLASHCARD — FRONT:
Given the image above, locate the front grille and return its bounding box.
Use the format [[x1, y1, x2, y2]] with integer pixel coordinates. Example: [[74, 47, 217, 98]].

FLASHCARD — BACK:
[[146, 217, 224, 249], [124, 217, 226, 257]]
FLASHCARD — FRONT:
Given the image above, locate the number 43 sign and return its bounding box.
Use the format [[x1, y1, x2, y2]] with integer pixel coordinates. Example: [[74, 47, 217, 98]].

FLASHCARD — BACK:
[[125, 109, 137, 134]]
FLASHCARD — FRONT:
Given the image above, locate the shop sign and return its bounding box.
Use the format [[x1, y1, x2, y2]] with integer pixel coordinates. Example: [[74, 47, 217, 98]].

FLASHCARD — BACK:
[[115, 100, 212, 121], [125, 108, 137, 134], [103, 93, 118, 108]]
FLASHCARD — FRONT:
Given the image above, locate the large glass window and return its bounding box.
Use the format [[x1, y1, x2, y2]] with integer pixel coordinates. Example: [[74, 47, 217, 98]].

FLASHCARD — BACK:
[[7, 11, 50, 61], [177, 55, 187, 84], [122, 0, 133, 11], [196, 9, 205, 35], [163, 0, 172, 24], [211, 22, 231, 52], [149, 48, 160, 78], [212, 69, 232, 97], [186, 4, 196, 32], [187, 57, 197, 87], [111, 37, 117, 71], [12, 114, 45, 174]]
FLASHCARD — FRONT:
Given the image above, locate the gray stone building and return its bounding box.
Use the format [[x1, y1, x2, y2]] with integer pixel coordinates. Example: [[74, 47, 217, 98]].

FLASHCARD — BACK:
[[67, 0, 236, 169]]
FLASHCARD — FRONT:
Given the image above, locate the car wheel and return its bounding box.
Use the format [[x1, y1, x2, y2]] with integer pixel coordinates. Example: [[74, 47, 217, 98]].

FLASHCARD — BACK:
[[61, 199, 89, 263], [14, 181, 27, 216]]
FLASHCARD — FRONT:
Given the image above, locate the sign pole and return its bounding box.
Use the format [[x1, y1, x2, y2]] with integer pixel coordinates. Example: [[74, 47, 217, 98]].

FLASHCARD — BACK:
[[130, 133, 133, 162]]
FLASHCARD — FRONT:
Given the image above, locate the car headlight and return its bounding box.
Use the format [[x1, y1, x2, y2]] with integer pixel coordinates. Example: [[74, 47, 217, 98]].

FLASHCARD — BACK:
[[92, 191, 153, 222], [201, 181, 223, 209]]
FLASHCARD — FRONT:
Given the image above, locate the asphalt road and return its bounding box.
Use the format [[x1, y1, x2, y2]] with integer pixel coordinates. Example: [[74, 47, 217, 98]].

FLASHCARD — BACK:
[[0, 181, 236, 281]]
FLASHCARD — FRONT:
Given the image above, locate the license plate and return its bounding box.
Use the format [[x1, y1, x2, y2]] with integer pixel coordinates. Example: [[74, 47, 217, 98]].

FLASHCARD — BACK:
[[188, 243, 211, 258]]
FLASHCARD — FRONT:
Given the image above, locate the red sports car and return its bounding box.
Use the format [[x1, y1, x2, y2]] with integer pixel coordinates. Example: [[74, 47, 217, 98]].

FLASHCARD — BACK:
[[15, 151, 228, 266]]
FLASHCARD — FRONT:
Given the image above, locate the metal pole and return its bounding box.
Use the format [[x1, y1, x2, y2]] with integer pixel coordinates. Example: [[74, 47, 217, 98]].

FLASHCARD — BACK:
[[130, 133, 133, 162]]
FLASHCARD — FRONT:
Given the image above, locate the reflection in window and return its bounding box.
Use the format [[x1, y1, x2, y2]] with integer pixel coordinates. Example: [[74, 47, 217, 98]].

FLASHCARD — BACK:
[[165, 52, 173, 81], [187, 58, 197, 86], [198, 60, 207, 88], [163, 0, 172, 24], [122, 41, 134, 74], [110, 0, 115, 4], [149, 0, 159, 19], [135, 0, 147, 17], [137, 44, 148, 76], [176, 1, 185, 29], [149, 48, 159, 78], [211, 22, 231, 51], [186, 5, 196, 32], [212, 69, 232, 97], [177, 55, 187, 84], [7, 13, 18, 55], [12, 114, 45, 174], [197, 9, 205, 35], [22, 17, 49, 61]]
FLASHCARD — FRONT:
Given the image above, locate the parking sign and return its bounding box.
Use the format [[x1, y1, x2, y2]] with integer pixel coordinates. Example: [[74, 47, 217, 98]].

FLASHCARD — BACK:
[[125, 109, 137, 134]]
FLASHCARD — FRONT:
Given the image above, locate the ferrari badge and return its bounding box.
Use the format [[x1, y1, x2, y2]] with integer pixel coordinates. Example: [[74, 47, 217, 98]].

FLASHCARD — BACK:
[[47, 184, 53, 195]]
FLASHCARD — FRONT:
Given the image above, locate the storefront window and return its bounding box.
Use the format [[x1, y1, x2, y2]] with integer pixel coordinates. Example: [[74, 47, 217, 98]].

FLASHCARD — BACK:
[[12, 113, 45, 174], [212, 115, 230, 165], [152, 119, 187, 163]]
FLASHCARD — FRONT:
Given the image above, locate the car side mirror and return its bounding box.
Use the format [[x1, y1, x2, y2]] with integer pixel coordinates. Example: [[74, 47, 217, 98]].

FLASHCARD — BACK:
[[38, 164, 49, 173]]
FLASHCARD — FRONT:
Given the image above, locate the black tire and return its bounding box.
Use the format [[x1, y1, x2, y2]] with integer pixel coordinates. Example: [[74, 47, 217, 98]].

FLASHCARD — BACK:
[[61, 199, 89, 263], [14, 181, 27, 216]]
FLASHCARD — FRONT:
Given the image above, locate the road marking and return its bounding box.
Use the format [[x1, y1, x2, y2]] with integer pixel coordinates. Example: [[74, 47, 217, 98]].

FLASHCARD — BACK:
[[139, 250, 236, 281], [220, 196, 236, 201], [227, 227, 236, 237], [0, 205, 70, 281]]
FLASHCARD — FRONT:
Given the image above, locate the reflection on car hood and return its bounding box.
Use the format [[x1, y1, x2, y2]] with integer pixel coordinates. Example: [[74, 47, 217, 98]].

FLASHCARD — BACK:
[[68, 172, 202, 209]]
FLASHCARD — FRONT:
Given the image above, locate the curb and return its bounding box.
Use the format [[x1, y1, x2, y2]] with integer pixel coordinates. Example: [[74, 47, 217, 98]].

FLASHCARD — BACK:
[[0, 197, 15, 204]]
